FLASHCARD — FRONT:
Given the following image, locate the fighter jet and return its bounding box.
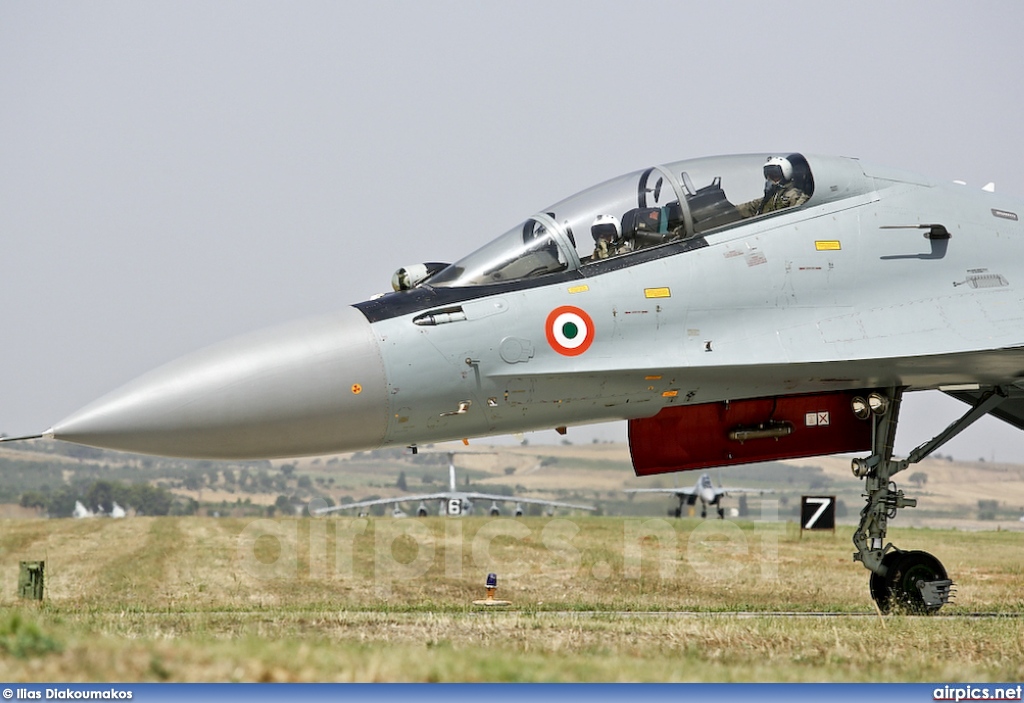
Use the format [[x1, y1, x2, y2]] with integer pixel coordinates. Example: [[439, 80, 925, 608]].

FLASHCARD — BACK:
[[6, 151, 1024, 613], [625, 472, 771, 519], [315, 453, 594, 517]]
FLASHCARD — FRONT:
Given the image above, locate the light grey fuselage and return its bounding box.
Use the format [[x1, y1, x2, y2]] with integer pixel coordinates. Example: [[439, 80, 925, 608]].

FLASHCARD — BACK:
[[47, 153, 1024, 459]]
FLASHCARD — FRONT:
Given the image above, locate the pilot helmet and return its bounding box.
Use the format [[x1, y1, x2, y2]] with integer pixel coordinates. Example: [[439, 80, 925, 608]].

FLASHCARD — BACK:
[[763, 156, 793, 183], [591, 214, 621, 243]]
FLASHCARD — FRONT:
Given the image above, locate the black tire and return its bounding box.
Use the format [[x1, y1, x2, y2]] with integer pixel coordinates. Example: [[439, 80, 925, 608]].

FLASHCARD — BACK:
[[870, 550, 948, 614], [868, 551, 900, 613]]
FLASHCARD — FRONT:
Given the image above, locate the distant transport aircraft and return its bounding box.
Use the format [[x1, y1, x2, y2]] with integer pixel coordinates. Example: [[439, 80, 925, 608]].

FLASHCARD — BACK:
[[314, 453, 593, 517], [625, 472, 771, 519], [7, 151, 1024, 612]]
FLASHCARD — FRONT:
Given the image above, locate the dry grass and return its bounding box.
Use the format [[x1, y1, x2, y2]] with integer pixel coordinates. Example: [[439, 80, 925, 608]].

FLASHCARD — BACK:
[[0, 515, 1021, 681], [4, 609, 1022, 683]]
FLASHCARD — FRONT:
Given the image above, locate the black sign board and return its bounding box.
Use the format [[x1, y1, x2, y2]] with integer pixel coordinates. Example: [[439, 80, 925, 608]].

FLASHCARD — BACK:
[[800, 495, 836, 532]]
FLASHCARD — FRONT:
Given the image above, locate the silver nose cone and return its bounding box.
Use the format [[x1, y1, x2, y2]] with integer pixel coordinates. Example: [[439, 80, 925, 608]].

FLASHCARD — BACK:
[[48, 306, 388, 459]]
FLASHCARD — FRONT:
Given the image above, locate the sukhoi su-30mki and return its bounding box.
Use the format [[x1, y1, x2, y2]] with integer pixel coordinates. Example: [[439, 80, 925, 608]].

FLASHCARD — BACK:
[[7, 152, 1024, 613], [625, 472, 771, 520]]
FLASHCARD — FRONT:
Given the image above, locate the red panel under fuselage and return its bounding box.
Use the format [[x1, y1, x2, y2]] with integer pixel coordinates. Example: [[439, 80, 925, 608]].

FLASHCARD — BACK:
[[628, 390, 874, 476]]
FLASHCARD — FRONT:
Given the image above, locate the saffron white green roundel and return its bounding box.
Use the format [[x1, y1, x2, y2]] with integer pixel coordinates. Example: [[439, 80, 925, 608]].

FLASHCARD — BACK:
[[545, 306, 595, 356]]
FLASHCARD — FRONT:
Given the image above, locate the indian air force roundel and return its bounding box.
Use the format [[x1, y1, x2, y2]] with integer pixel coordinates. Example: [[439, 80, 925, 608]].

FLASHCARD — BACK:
[[545, 306, 595, 356]]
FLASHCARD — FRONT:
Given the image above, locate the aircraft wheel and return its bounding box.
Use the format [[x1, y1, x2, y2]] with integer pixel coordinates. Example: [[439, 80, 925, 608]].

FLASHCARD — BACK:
[[870, 550, 948, 615], [868, 553, 895, 612], [674, 507, 682, 518]]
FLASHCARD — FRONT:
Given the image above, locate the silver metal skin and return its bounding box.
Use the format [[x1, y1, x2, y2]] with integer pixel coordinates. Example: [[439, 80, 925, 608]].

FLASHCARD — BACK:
[[24, 153, 1024, 462], [46, 307, 388, 459]]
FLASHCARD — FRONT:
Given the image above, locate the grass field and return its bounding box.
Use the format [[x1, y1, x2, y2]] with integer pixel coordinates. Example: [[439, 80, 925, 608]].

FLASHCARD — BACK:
[[0, 515, 1021, 682]]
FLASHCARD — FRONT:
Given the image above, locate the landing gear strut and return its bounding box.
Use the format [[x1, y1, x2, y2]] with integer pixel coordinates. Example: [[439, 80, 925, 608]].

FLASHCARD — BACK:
[[697, 504, 726, 519], [851, 386, 1008, 613]]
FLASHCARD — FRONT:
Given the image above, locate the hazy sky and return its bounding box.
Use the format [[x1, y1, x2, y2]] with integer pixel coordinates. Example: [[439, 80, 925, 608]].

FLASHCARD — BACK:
[[2, 1, 1023, 462]]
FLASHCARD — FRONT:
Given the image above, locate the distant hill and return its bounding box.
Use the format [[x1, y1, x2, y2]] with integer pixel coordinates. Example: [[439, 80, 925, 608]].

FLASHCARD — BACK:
[[781, 454, 1024, 530], [2, 438, 1022, 528]]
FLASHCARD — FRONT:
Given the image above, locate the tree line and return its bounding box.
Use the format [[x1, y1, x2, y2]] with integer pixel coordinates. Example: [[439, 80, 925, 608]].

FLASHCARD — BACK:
[[19, 479, 176, 518]]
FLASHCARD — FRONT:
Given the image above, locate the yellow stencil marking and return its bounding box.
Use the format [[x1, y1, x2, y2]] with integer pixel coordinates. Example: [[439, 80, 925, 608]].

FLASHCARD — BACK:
[[644, 287, 671, 298], [815, 240, 841, 251], [568, 285, 590, 294]]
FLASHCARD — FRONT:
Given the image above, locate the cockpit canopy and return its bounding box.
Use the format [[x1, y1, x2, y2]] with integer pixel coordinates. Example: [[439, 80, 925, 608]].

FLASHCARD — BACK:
[[424, 153, 819, 288]]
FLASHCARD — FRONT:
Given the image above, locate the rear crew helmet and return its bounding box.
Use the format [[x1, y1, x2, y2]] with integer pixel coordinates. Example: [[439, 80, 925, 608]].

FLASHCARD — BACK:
[[591, 214, 621, 242], [763, 156, 793, 183]]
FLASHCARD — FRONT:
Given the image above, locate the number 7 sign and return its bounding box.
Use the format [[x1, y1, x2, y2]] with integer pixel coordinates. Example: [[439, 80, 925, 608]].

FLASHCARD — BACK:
[[801, 495, 836, 532]]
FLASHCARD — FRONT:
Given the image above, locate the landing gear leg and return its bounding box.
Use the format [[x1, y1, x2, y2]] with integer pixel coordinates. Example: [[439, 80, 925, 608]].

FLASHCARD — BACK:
[[716, 506, 725, 519], [851, 387, 1007, 613], [850, 390, 926, 611]]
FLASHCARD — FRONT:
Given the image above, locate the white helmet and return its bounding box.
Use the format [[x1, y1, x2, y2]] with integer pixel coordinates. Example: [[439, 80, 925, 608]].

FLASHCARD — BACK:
[[591, 214, 621, 242], [763, 156, 793, 183]]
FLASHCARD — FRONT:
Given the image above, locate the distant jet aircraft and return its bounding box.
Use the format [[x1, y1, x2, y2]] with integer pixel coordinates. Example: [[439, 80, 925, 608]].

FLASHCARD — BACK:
[[625, 472, 771, 519], [9, 151, 1023, 612], [314, 453, 594, 518]]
